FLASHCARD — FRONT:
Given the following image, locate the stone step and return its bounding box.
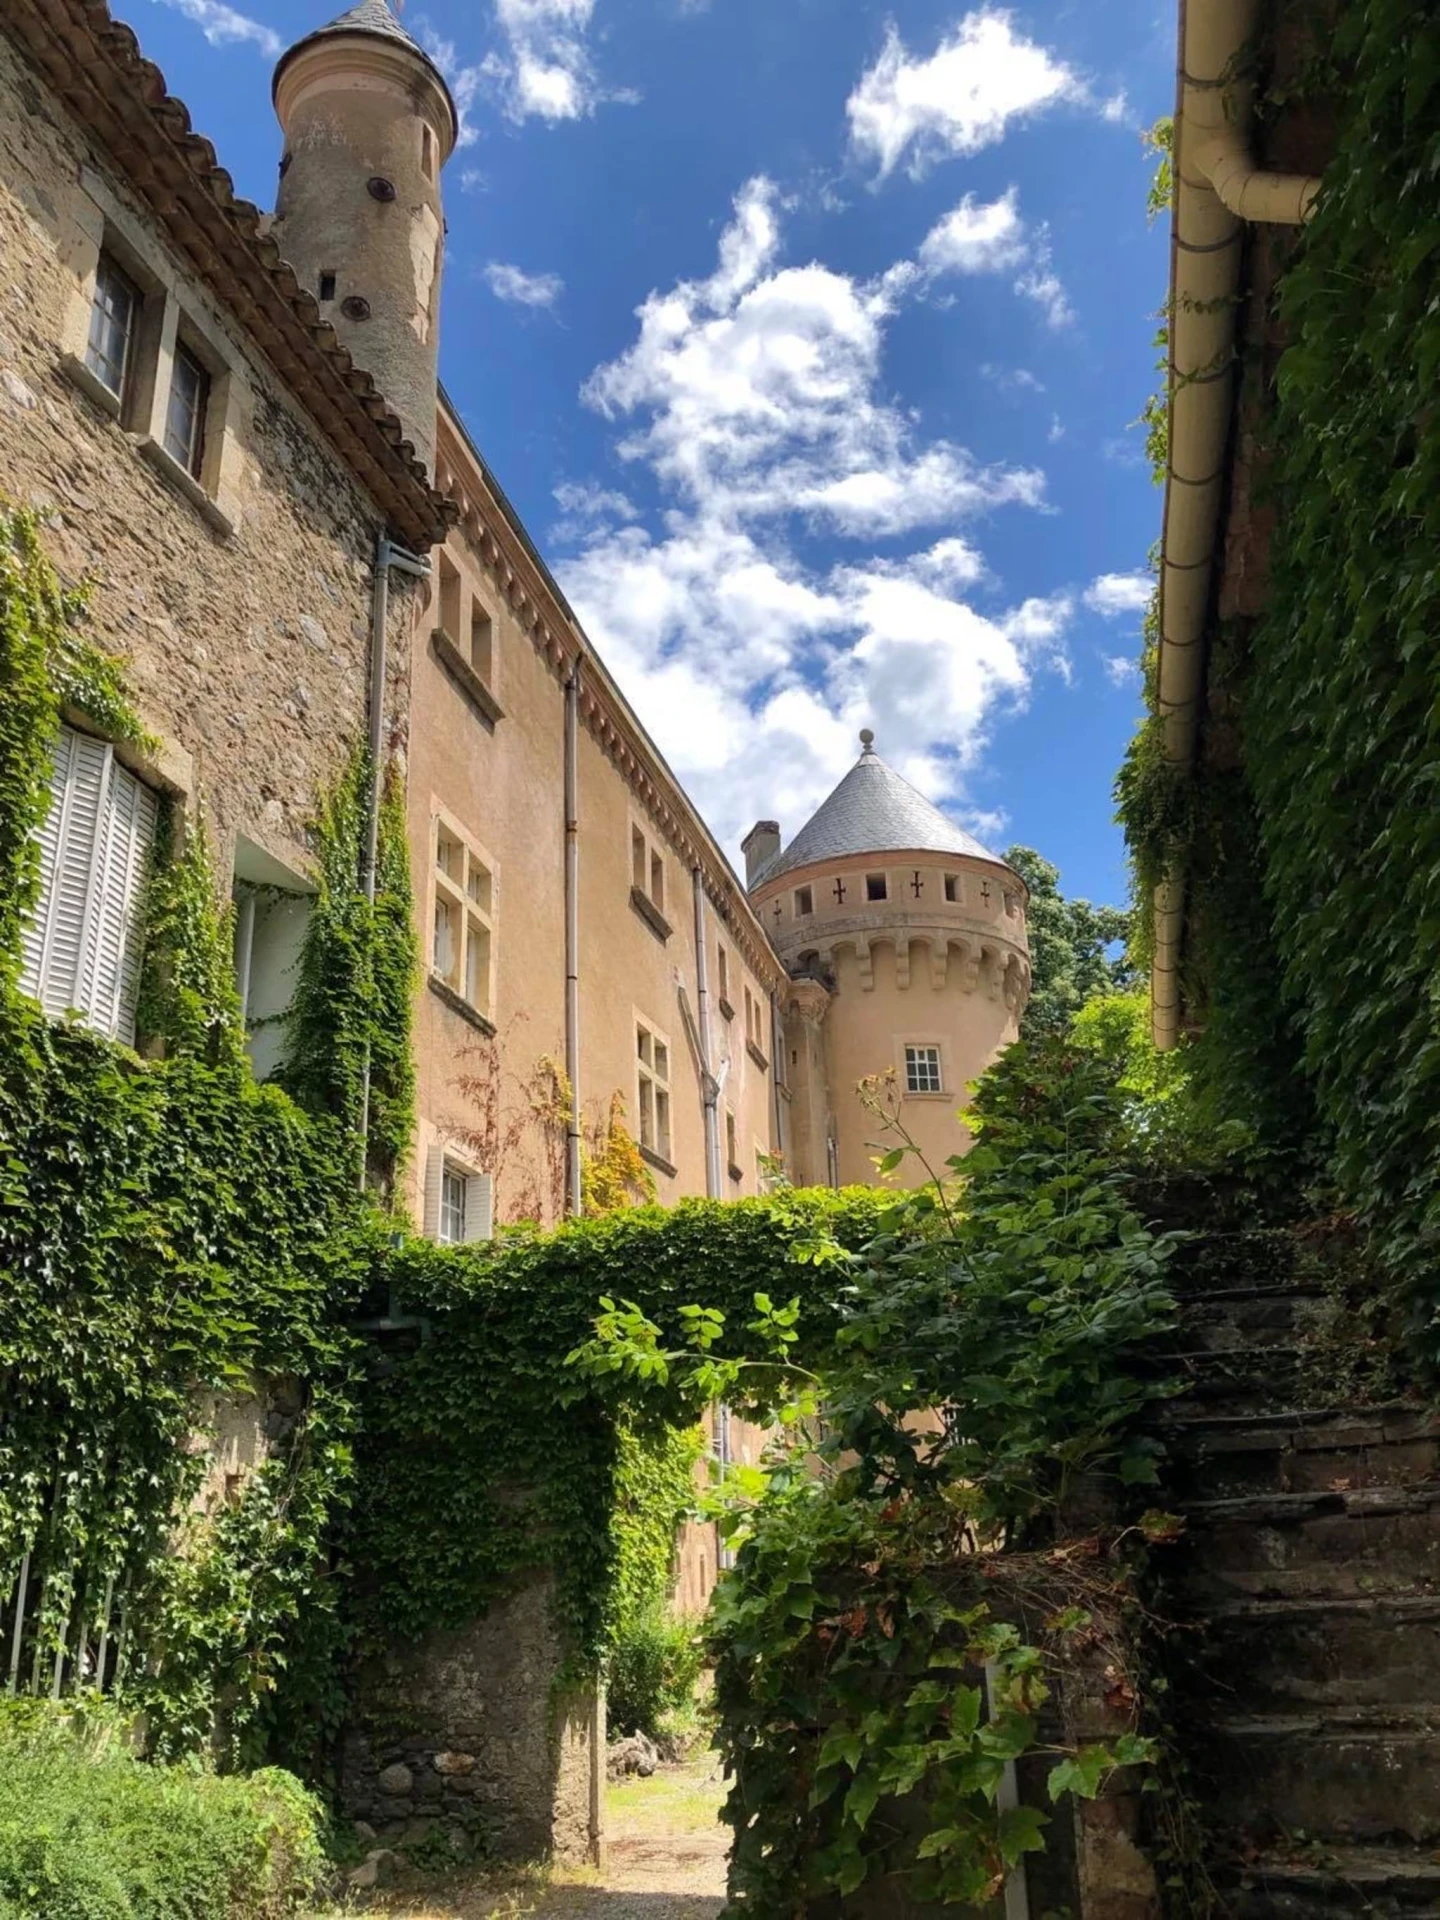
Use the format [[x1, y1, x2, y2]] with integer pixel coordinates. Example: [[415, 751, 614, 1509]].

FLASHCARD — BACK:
[[1159, 1406, 1440, 1500], [1196, 1594, 1440, 1711], [1200, 1706, 1440, 1848], [1172, 1483, 1440, 1600], [1177, 1284, 1329, 1350], [1220, 1843, 1440, 1916]]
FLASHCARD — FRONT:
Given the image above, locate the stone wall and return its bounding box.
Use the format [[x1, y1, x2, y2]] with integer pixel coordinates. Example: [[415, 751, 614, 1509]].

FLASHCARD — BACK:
[[340, 1573, 601, 1865], [0, 28, 418, 889]]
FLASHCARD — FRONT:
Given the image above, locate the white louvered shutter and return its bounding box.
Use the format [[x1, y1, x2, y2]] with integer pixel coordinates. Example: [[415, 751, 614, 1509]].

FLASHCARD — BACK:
[[422, 1142, 445, 1240], [463, 1172, 494, 1243], [23, 729, 111, 1022], [17, 728, 76, 1004], [84, 759, 158, 1045]]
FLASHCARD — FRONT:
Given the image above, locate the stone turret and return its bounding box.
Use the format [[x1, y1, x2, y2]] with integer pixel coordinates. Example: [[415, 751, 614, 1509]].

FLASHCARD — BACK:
[[750, 731, 1030, 1187], [271, 0, 455, 472]]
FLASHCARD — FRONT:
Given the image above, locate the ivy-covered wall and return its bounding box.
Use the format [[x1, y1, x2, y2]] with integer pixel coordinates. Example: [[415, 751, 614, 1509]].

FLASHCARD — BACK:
[[0, 506, 414, 1763], [1121, 1, 1440, 1291]]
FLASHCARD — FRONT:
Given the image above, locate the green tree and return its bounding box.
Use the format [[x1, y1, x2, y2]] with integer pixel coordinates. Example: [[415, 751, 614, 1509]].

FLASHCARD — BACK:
[[1002, 846, 1132, 1039]]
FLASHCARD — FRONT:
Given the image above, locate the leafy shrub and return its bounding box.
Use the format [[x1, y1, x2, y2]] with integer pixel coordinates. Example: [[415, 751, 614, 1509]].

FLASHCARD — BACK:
[[0, 1705, 325, 1919], [606, 1602, 706, 1740]]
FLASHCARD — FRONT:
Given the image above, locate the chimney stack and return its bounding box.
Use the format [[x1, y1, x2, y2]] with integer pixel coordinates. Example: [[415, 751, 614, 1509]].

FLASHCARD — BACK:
[[741, 820, 781, 888]]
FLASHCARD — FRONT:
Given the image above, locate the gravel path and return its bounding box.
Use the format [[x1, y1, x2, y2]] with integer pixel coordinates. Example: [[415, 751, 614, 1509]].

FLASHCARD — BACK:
[[369, 1757, 727, 1920]]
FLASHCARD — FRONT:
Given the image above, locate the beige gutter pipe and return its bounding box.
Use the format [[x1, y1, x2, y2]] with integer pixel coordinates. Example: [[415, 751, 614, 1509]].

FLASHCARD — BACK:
[[1152, 0, 1320, 1047]]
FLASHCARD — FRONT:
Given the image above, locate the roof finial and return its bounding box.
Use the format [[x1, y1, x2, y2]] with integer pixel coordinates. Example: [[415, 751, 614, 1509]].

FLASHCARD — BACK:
[[859, 727, 876, 754]]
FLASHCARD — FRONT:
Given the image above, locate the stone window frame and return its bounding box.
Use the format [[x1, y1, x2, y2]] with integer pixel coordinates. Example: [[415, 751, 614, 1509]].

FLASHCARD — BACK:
[[793, 883, 814, 919], [629, 815, 672, 942], [715, 940, 734, 1022], [634, 1010, 674, 1171], [943, 871, 963, 905], [58, 167, 242, 537], [433, 542, 503, 722], [427, 803, 497, 1032], [725, 1106, 741, 1184], [898, 1035, 950, 1100]]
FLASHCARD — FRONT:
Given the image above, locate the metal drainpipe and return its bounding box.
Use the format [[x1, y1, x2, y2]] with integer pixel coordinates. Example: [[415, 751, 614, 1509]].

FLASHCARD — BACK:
[[564, 661, 583, 1216], [769, 988, 785, 1163], [357, 533, 430, 1185], [985, 1661, 1033, 1920], [692, 866, 721, 1199]]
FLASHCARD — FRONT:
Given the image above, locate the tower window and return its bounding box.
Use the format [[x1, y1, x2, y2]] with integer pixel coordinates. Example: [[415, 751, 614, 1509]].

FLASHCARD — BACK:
[[163, 342, 209, 479], [904, 1045, 943, 1096], [85, 253, 139, 401], [421, 124, 436, 181], [866, 872, 888, 902], [794, 885, 813, 917], [318, 270, 337, 302], [943, 873, 960, 903]]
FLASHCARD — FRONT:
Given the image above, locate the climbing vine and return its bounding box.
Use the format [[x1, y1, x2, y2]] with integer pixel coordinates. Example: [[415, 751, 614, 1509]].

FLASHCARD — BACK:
[[1120, 0, 1440, 1276]]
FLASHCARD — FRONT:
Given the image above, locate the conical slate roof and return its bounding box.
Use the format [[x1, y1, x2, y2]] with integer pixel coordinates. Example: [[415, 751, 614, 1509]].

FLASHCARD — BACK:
[[274, 0, 453, 114], [751, 733, 1012, 888]]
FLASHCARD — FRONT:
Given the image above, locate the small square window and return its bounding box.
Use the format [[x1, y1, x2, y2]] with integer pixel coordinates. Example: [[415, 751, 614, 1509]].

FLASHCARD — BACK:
[[85, 254, 139, 400], [436, 831, 463, 882], [943, 873, 960, 904], [637, 1025, 653, 1068], [905, 1045, 943, 1095], [794, 885, 813, 916], [164, 342, 209, 478], [866, 872, 888, 902], [318, 269, 337, 302]]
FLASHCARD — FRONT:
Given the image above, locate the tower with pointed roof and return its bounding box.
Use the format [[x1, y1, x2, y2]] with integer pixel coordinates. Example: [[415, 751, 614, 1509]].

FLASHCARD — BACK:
[[746, 731, 1031, 1187], [271, 0, 456, 471]]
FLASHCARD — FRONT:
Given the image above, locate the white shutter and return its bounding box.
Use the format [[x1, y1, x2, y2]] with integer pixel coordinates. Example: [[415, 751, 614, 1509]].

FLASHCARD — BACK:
[[422, 1142, 444, 1239], [28, 729, 111, 1021], [17, 729, 75, 1003], [463, 1172, 494, 1243], [84, 760, 158, 1044]]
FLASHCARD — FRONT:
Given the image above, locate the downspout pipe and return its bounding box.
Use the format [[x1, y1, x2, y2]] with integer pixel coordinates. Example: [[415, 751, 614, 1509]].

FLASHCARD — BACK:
[[358, 533, 430, 1182], [692, 867, 722, 1199], [1152, 0, 1321, 1048], [564, 661, 583, 1217]]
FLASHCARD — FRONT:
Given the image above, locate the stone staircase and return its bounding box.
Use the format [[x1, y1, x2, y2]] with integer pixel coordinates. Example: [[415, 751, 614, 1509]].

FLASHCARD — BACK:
[[1148, 1217, 1440, 1917]]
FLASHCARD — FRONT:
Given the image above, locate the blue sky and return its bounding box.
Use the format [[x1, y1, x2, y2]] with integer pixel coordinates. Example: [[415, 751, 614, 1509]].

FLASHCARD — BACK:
[[133, 0, 1173, 909]]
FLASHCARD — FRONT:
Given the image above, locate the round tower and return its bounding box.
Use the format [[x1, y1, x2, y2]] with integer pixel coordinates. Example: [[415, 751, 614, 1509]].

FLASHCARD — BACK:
[[272, 0, 456, 472], [748, 732, 1030, 1188]]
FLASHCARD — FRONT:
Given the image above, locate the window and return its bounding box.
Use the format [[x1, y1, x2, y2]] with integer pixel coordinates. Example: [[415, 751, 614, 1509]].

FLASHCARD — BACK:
[[794, 885, 813, 917], [1004, 890, 1020, 918], [233, 853, 312, 1083], [716, 944, 731, 1014], [163, 341, 209, 478], [629, 820, 670, 937], [469, 596, 494, 683], [421, 123, 436, 180], [726, 1110, 739, 1179], [438, 550, 462, 642], [943, 873, 960, 904], [85, 254, 139, 400], [318, 269, 337, 303], [19, 724, 159, 1045], [866, 872, 888, 902], [431, 817, 494, 1018], [423, 1143, 494, 1244], [636, 1018, 672, 1163], [905, 1045, 944, 1095]]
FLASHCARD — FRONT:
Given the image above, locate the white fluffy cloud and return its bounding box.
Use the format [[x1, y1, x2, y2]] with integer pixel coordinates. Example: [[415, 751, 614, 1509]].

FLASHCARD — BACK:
[[919, 187, 1072, 327], [558, 179, 1073, 856], [482, 261, 565, 307], [149, 0, 281, 56], [1084, 570, 1153, 617], [490, 0, 599, 120], [848, 10, 1083, 179]]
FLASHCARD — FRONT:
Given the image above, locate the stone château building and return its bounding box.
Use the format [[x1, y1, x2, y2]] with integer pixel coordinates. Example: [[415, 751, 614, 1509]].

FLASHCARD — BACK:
[[0, 0, 1028, 1248], [0, 0, 1030, 1863]]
